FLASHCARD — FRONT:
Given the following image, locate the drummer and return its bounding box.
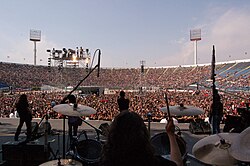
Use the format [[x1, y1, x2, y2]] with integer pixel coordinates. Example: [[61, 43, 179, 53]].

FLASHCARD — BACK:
[[100, 111, 183, 166]]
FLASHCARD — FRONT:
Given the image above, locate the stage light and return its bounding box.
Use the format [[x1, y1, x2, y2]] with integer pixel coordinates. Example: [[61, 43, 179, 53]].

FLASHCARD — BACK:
[[48, 58, 51, 72], [68, 48, 76, 54], [55, 50, 62, 54], [72, 55, 77, 62]]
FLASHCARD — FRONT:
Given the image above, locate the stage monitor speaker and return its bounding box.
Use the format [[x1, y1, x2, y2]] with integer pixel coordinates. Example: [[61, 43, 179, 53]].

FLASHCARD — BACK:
[[189, 121, 211, 134], [2, 141, 49, 166]]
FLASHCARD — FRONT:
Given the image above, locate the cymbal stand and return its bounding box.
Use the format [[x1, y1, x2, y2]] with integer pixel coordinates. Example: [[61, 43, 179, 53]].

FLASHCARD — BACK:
[[65, 129, 87, 161], [147, 112, 152, 134], [60, 49, 101, 159]]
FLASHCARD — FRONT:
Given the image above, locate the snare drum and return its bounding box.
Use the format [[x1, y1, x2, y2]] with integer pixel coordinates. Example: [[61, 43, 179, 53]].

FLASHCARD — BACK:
[[76, 139, 102, 165], [150, 132, 186, 159]]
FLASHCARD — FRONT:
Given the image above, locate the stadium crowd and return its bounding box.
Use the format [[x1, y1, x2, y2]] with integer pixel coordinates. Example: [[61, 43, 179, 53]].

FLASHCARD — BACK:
[[0, 61, 249, 122], [0, 61, 249, 90], [1, 89, 249, 122]]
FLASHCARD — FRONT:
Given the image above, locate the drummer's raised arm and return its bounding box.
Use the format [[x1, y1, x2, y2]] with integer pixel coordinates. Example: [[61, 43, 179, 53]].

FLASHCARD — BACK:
[[166, 118, 183, 166]]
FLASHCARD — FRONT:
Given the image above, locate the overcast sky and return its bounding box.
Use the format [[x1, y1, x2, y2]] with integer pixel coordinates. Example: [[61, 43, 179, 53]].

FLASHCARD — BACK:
[[0, 0, 250, 68]]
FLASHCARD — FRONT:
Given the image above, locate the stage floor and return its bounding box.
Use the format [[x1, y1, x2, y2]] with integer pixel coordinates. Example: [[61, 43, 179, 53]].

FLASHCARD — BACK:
[[0, 118, 212, 166]]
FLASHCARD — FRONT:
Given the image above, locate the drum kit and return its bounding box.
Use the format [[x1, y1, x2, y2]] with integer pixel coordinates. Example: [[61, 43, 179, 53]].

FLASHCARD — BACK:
[[40, 101, 250, 166], [159, 104, 250, 165], [192, 127, 250, 166], [39, 103, 102, 166]]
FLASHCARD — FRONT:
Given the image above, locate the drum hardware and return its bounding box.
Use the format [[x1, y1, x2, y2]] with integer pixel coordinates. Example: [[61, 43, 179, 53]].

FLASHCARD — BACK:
[[53, 104, 96, 117], [55, 49, 101, 159], [150, 132, 187, 160], [230, 127, 250, 162], [192, 133, 239, 166], [160, 105, 205, 116], [65, 129, 102, 165], [53, 104, 98, 160], [39, 158, 82, 166]]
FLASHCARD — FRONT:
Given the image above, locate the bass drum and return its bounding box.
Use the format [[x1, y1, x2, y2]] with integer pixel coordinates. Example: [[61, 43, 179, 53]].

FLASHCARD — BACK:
[[150, 132, 186, 159], [76, 139, 102, 165]]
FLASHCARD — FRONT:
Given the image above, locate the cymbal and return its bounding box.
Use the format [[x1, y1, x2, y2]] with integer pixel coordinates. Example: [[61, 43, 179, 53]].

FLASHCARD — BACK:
[[230, 126, 250, 162], [39, 159, 82, 166], [160, 105, 204, 116], [192, 133, 239, 166], [53, 104, 96, 117]]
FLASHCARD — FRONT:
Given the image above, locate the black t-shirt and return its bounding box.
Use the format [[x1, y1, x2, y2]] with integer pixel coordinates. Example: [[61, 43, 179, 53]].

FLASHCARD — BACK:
[[117, 97, 129, 111]]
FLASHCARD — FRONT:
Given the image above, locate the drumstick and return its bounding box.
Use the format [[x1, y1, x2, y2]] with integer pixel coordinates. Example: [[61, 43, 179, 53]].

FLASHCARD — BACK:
[[164, 93, 171, 120]]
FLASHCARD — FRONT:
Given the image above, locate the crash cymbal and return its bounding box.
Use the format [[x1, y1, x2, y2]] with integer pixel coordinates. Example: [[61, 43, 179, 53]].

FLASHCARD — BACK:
[[230, 127, 250, 162], [39, 159, 82, 166], [192, 133, 239, 166], [53, 104, 96, 117], [160, 105, 204, 116]]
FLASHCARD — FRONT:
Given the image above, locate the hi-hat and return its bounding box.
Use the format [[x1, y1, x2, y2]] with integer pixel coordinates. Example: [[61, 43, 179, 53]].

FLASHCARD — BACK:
[[230, 126, 250, 162], [192, 133, 239, 166], [39, 159, 82, 166], [53, 104, 96, 117], [160, 105, 204, 116]]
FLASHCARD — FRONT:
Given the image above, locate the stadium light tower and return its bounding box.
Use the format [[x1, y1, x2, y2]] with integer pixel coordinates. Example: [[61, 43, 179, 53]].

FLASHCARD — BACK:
[[30, 29, 41, 65], [190, 29, 201, 65]]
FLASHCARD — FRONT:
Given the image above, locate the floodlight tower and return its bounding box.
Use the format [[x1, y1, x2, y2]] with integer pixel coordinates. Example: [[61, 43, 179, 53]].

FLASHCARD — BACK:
[[30, 29, 41, 65], [190, 29, 201, 65]]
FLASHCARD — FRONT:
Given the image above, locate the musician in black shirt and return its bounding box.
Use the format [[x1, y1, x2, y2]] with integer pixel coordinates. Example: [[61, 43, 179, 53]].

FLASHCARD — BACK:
[[117, 91, 130, 112]]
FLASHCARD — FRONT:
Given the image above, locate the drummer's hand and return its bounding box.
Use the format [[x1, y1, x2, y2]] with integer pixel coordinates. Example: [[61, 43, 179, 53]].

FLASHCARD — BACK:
[[165, 118, 175, 136]]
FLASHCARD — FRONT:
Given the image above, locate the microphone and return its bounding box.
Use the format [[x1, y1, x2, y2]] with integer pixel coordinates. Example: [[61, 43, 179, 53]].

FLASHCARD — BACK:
[[97, 49, 101, 77]]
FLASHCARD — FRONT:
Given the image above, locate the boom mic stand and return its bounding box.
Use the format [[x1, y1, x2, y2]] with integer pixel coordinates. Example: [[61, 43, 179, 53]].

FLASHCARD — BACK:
[[211, 45, 218, 134], [60, 49, 101, 159]]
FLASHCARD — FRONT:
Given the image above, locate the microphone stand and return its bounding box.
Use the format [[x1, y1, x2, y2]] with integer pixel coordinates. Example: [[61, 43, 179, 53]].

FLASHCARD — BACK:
[[147, 112, 152, 134], [61, 59, 100, 159], [211, 45, 218, 134]]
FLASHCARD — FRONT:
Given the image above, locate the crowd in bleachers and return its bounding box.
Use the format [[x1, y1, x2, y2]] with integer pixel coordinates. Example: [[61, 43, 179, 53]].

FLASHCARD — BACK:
[[0, 61, 249, 90], [0, 61, 249, 122]]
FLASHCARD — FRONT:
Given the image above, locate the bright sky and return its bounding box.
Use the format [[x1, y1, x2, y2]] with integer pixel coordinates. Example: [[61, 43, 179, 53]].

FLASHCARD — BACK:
[[0, 0, 250, 68]]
